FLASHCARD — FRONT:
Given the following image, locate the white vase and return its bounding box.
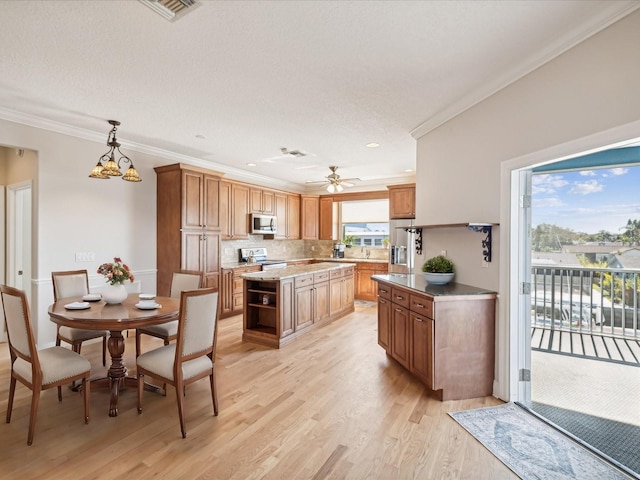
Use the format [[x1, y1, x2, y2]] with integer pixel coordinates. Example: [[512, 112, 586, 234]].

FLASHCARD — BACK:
[[102, 283, 128, 304]]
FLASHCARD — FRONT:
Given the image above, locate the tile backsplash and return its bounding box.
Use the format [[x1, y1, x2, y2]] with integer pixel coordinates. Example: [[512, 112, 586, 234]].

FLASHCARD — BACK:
[[221, 237, 388, 264]]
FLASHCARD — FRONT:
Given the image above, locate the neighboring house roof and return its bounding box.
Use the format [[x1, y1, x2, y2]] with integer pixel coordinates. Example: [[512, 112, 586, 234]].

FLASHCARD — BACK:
[[608, 254, 640, 269], [531, 252, 581, 266], [562, 244, 626, 254]]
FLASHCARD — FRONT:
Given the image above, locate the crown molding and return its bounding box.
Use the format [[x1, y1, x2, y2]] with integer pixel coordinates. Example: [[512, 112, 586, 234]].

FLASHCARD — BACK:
[[410, 2, 640, 140], [0, 106, 303, 191]]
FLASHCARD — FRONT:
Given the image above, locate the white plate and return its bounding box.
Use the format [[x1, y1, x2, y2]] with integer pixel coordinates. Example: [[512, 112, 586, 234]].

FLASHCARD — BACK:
[[82, 294, 102, 302], [65, 302, 90, 310], [135, 302, 161, 310]]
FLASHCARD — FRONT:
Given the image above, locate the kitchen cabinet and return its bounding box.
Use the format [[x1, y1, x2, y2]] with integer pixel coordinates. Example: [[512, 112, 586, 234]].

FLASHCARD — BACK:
[[155, 163, 222, 296], [330, 266, 354, 315], [388, 184, 415, 219], [242, 263, 354, 348], [373, 276, 496, 401], [250, 187, 275, 214], [355, 262, 388, 301], [220, 181, 250, 239], [274, 192, 301, 239], [221, 265, 262, 319], [301, 195, 319, 239], [319, 196, 334, 240], [377, 290, 391, 351]]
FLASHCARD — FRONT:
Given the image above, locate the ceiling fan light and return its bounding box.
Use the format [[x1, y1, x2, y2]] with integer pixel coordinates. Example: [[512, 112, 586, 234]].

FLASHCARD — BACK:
[[336, 184, 344, 192], [327, 184, 336, 193]]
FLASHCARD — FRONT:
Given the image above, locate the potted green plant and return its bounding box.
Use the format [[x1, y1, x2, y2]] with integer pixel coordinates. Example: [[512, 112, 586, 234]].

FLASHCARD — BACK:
[[421, 255, 455, 285]]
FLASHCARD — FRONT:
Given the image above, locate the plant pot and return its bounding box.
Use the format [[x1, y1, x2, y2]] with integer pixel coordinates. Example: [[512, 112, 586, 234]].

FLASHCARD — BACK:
[[423, 272, 454, 285], [102, 283, 128, 304]]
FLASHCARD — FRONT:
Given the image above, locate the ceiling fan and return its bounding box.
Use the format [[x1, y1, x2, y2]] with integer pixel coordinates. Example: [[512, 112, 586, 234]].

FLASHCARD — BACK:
[[305, 166, 361, 193]]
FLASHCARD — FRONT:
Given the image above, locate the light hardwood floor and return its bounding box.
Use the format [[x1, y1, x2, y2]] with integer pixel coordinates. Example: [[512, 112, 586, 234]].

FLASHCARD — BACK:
[[0, 301, 515, 479]]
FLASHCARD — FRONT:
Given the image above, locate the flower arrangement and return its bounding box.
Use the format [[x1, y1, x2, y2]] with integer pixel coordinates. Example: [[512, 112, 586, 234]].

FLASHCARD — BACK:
[[97, 257, 134, 285]]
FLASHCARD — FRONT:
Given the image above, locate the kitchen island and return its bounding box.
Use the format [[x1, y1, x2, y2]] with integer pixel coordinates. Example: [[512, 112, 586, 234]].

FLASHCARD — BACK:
[[372, 274, 496, 401], [242, 262, 355, 348]]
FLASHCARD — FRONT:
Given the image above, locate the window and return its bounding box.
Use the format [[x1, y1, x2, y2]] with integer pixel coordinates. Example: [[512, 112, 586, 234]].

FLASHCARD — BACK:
[[340, 199, 389, 248]]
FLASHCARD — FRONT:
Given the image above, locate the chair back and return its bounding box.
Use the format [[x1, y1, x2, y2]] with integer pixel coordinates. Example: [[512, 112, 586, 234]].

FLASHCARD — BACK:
[[51, 270, 89, 301], [1, 285, 38, 367], [175, 288, 219, 362], [169, 270, 203, 299]]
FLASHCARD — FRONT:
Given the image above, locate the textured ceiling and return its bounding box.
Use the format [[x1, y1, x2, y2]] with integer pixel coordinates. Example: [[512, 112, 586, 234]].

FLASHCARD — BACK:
[[0, 1, 638, 191]]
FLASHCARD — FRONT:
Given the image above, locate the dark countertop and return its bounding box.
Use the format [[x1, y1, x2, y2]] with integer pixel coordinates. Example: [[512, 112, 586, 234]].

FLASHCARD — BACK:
[[372, 274, 496, 297]]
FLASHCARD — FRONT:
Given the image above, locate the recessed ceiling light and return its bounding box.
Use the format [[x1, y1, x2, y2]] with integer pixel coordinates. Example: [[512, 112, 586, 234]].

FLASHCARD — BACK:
[[366, 142, 380, 148], [247, 163, 257, 167], [404, 169, 413, 172], [195, 134, 205, 139]]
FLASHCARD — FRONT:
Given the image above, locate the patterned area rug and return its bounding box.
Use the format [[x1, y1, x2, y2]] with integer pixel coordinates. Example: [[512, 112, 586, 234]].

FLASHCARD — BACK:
[[450, 403, 632, 480]]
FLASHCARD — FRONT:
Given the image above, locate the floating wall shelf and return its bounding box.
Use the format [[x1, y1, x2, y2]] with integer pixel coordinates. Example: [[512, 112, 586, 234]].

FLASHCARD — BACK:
[[399, 222, 498, 262]]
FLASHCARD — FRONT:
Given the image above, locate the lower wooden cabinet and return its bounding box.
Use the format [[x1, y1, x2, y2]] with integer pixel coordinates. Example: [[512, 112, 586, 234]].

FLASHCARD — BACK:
[[374, 278, 496, 401], [221, 265, 261, 319], [377, 296, 391, 351], [390, 304, 411, 370], [355, 262, 388, 301], [410, 312, 434, 387]]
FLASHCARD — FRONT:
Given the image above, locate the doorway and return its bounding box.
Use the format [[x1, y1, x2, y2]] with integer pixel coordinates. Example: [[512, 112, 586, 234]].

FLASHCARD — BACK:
[[513, 142, 640, 477]]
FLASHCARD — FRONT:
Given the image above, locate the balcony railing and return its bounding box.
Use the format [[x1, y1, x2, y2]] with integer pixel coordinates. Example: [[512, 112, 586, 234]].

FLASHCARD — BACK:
[[531, 265, 640, 339]]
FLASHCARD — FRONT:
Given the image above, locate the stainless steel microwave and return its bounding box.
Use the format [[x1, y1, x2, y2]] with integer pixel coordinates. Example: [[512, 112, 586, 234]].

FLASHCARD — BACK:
[[250, 214, 277, 234]]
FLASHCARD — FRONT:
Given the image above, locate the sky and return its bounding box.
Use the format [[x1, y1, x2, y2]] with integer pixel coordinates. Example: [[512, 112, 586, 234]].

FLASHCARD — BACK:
[[532, 166, 640, 235]]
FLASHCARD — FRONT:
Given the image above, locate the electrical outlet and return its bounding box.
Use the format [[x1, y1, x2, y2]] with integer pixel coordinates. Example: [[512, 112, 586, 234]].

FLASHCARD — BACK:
[[440, 250, 447, 257], [311, 246, 315, 251], [482, 260, 489, 268]]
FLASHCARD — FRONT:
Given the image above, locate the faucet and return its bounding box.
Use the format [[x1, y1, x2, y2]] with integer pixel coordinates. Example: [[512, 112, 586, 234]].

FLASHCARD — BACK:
[[365, 248, 370, 259]]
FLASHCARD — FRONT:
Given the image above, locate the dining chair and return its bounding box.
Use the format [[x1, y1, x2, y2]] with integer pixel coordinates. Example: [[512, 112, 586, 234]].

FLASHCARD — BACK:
[[135, 270, 203, 357], [1, 285, 91, 445], [136, 287, 219, 438], [52, 270, 108, 366]]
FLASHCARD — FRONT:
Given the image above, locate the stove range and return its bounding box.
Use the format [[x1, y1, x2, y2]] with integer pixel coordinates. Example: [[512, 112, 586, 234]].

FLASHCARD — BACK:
[[239, 247, 287, 270]]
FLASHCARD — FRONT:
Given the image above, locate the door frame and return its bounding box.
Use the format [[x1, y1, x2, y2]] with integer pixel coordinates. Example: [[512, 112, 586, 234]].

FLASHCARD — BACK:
[[502, 120, 640, 403], [7, 180, 32, 301]]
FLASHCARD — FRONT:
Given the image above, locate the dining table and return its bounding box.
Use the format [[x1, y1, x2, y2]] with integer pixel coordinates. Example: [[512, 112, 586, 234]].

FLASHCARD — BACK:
[[48, 293, 180, 417]]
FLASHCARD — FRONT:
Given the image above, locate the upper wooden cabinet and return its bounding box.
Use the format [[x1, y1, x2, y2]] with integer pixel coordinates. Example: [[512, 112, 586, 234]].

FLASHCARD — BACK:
[[220, 181, 250, 240], [301, 195, 319, 240], [274, 192, 300, 239], [319, 197, 334, 240], [181, 169, 221, 230], [388, 184, 416, 219], [155, 163, 222, 296], [250, 187, 275, 215]]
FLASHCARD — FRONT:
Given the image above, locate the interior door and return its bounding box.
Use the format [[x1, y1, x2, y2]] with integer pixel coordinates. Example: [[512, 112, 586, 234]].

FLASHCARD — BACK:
[[7, 182, 32, 299]]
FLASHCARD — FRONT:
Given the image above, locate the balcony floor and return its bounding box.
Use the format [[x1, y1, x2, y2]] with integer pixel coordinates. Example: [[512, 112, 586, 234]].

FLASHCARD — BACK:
[[529, 331, 640, 477]]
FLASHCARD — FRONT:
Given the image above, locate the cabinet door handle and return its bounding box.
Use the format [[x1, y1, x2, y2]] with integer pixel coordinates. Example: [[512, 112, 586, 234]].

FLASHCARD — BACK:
[[415, 303, 424, 308], [415, 317, 423, 322], [395, 308, 403, 312]]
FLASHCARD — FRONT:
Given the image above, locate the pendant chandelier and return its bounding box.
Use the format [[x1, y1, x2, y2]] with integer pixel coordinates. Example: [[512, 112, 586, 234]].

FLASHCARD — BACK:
[[89, 120, 141, 182]]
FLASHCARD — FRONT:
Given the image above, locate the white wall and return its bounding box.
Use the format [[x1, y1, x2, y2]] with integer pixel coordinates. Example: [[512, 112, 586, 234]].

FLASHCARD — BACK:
[[0, 120, 170, 345], [415, 11, 640, 399]]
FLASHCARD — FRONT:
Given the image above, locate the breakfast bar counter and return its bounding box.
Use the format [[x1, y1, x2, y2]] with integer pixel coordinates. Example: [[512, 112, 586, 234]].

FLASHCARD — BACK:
[[241, 262, 355, 348]]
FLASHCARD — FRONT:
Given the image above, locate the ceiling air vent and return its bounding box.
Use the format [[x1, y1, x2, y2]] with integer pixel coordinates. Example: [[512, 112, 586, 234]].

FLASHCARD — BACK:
[[139, 0, 200, 22]]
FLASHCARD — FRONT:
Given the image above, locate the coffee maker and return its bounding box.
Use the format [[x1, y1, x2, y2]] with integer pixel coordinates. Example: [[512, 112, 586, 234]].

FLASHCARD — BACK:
[[333, 243, 345, 258]]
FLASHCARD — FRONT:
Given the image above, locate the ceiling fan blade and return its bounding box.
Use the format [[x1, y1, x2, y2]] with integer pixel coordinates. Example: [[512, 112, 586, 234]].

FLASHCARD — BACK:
[[341, 181, 355, 187], [305, 180, 329, 185], [339, 177, 361, 182]]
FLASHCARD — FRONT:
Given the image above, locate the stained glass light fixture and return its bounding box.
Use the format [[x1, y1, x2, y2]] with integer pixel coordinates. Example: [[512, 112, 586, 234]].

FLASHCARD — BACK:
[[89, 120, 141, 182]]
